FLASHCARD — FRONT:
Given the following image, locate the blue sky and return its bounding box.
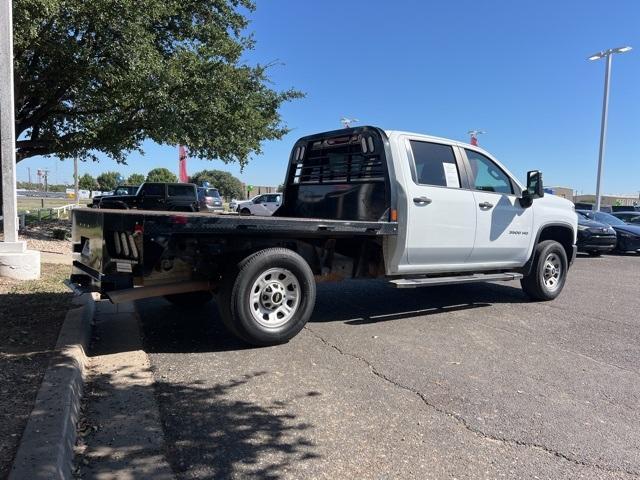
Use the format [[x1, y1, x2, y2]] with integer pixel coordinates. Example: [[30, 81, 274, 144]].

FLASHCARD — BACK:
[[17, 0, 640, 195]]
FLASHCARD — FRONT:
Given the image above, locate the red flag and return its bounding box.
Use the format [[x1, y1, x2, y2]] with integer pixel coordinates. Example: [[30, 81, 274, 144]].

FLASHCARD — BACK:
[[179, 145, 188, 182], [470, 135, 478, 146]]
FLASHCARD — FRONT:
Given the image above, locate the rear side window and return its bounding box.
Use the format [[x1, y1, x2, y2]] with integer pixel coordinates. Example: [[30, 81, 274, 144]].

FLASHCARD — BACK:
[[465, 150, 513, 194], [167, 185, 195, 197], [409, 141, 460, 188], [140, 184, 164, 196]]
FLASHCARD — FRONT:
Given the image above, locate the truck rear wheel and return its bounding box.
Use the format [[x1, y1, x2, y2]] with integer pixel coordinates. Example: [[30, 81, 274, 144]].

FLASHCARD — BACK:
[[218, 248, 316, 346], [521, 240, 568, 301]]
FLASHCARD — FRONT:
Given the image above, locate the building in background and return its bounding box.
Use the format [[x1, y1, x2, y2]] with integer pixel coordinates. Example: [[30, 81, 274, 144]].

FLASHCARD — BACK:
[[548, 186, 574, 201]]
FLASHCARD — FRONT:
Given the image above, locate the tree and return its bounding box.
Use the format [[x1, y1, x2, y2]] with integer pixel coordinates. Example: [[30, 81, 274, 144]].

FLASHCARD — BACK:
[[127, 173, 145, 185], [11, 0, 302, 169], [78, 173, 98, 191], [96, 171, 122, 191], [147, 168, 177, 183], [189, 170, 243, 200]]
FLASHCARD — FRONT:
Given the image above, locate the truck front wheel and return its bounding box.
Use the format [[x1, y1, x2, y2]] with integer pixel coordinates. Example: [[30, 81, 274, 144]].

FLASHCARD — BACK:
[[521, 240, 568, 301], [218, 248, 316, 346]]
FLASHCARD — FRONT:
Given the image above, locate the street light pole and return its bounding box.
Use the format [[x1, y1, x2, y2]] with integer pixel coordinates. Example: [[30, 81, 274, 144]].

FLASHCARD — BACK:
[[594, 53, 611, 213], [588, 46, 632, 211]]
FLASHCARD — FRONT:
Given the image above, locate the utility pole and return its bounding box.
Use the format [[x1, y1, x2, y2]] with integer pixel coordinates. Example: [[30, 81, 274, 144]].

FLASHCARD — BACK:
[[42, 169, 49, 194], [74, 157, 79, 204], [28, 167, 31, 185]]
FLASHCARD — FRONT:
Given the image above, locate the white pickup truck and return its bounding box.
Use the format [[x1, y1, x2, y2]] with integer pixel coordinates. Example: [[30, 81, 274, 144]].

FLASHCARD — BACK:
[[69, 126, 577, 346]]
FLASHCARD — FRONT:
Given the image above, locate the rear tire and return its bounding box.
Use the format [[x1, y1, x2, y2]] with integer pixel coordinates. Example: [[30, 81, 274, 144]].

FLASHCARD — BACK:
[[521, 240, 568, 301], [218, 248, 316, 346], [164, 291, 213, 307]]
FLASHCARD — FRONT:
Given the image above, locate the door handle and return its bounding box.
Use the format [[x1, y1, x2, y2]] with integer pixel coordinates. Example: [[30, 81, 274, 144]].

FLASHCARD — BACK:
[[413, 196, 432, 205], [478, 201, 494, 209]]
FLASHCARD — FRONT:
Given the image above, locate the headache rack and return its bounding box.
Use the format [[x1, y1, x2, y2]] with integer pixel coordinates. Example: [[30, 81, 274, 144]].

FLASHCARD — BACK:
[[291, 133, 385, 184], [278, 126, 392, 222]]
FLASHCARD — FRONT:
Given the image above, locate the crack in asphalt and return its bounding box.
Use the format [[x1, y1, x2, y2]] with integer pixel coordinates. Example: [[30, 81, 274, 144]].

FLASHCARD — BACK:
[[304, 326, 640, 478]]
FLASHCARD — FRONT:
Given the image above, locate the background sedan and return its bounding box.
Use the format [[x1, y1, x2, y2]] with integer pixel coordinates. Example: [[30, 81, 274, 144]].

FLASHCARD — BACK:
[[578, 210, 640, 254], [576, 211, 617, 256]]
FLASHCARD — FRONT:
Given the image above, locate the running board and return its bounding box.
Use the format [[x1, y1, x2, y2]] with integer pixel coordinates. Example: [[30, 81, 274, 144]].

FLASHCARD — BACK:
[[390, 272, 523, 288]]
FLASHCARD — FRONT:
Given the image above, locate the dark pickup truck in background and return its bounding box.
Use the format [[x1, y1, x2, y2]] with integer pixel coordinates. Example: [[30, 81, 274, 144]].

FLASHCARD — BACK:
[[97, 182, 199, 212], [89, 185, 139, 208]]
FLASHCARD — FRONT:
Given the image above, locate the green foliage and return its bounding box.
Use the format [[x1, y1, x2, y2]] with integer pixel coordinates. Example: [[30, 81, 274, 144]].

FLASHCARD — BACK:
[[12, 0, 303, 168], [78, 173, 98, 191], [147, 168, 178, 183], [127, 173, 146, 185], [96, 171, 122, 191], [189, 169, 243, 200]]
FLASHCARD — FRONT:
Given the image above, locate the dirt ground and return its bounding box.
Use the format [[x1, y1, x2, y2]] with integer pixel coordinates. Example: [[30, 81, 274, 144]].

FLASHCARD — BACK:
[[0, 218, 72, 256], [0, 264, 73, 478]]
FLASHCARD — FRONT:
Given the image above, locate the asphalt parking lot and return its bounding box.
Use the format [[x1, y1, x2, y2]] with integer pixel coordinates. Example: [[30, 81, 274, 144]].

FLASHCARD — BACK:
[[133, 254, 640, 479]]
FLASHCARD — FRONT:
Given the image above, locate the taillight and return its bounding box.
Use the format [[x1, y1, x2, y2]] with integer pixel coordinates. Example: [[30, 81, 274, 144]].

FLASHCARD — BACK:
[[171, 215, 188, 225]]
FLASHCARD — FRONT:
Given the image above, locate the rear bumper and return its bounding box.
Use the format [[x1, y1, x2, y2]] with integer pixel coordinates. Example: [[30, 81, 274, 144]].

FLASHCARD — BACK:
[[204, 205, 224, 212]]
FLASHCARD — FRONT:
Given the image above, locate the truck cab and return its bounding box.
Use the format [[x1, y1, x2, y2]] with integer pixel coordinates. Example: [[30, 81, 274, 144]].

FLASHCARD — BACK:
[[381, 130, 576, 275]]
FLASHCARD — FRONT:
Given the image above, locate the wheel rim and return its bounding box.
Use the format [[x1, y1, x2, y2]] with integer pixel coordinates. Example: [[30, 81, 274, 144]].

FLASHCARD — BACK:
[[542, 253, 562, 291], [249, 268, 300, 328]]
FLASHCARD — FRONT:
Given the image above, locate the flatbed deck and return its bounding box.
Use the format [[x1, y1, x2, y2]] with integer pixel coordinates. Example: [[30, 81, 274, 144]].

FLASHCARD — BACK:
[[74, 208, 399, 236]]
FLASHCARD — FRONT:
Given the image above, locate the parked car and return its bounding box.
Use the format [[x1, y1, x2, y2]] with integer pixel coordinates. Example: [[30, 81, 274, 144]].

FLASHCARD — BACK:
[[197, 187, 223, 212], [232, 195, 258, 213], [70, 125, 577, 346], [611, 211, 640, 225], [89, 185, 138, 207], [98, 182, 199, 212], [577, 210, 640, 254], [576, 211, 617, 256], [237, 193, 282, 216]]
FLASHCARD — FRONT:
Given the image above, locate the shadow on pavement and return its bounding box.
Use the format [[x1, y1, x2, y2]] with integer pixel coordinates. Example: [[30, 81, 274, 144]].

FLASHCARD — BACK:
[[137, 281, 528, 354], [79, 369, 318, 479], [312, 279, 527, 324]]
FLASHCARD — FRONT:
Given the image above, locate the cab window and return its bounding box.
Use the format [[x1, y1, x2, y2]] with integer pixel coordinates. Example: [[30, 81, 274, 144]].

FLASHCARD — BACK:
[[465, 150, 513, 194], [409, 140, 461, 188]]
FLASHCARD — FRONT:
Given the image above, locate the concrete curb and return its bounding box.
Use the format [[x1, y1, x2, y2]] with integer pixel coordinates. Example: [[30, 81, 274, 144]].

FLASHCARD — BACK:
[[9, 292, 99, 480]]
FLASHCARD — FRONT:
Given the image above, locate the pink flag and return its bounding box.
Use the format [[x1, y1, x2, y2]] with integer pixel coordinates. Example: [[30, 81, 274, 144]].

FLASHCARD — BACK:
[[179, 145, 188, 182]]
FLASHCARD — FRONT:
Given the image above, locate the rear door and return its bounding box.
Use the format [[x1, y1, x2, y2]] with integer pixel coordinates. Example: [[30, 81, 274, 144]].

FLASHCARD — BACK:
[[139, 183, 165, 210], [462, 148, 533, 266], [404, 138, 477, 267]]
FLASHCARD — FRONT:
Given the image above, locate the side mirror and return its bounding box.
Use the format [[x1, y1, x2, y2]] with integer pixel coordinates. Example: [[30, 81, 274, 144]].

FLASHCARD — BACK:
[[519, 170, 544, 208]]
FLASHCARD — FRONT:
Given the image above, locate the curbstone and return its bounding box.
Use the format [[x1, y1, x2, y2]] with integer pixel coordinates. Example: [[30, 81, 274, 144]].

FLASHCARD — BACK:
[[9, 292, 99, 480]]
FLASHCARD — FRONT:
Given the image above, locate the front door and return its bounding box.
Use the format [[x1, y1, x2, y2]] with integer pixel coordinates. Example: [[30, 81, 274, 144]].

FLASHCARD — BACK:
[[463, 149, 533, 266], [405, 139, 477, 268]]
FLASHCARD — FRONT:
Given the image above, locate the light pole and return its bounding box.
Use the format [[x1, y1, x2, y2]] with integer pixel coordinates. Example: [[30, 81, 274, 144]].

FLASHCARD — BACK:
[[588, 46, 632, 211]]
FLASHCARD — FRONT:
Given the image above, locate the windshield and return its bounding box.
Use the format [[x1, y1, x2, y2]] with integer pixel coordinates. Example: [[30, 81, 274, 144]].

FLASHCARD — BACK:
[[593, 211, 626, 226], [206, 188, 221, 198]]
